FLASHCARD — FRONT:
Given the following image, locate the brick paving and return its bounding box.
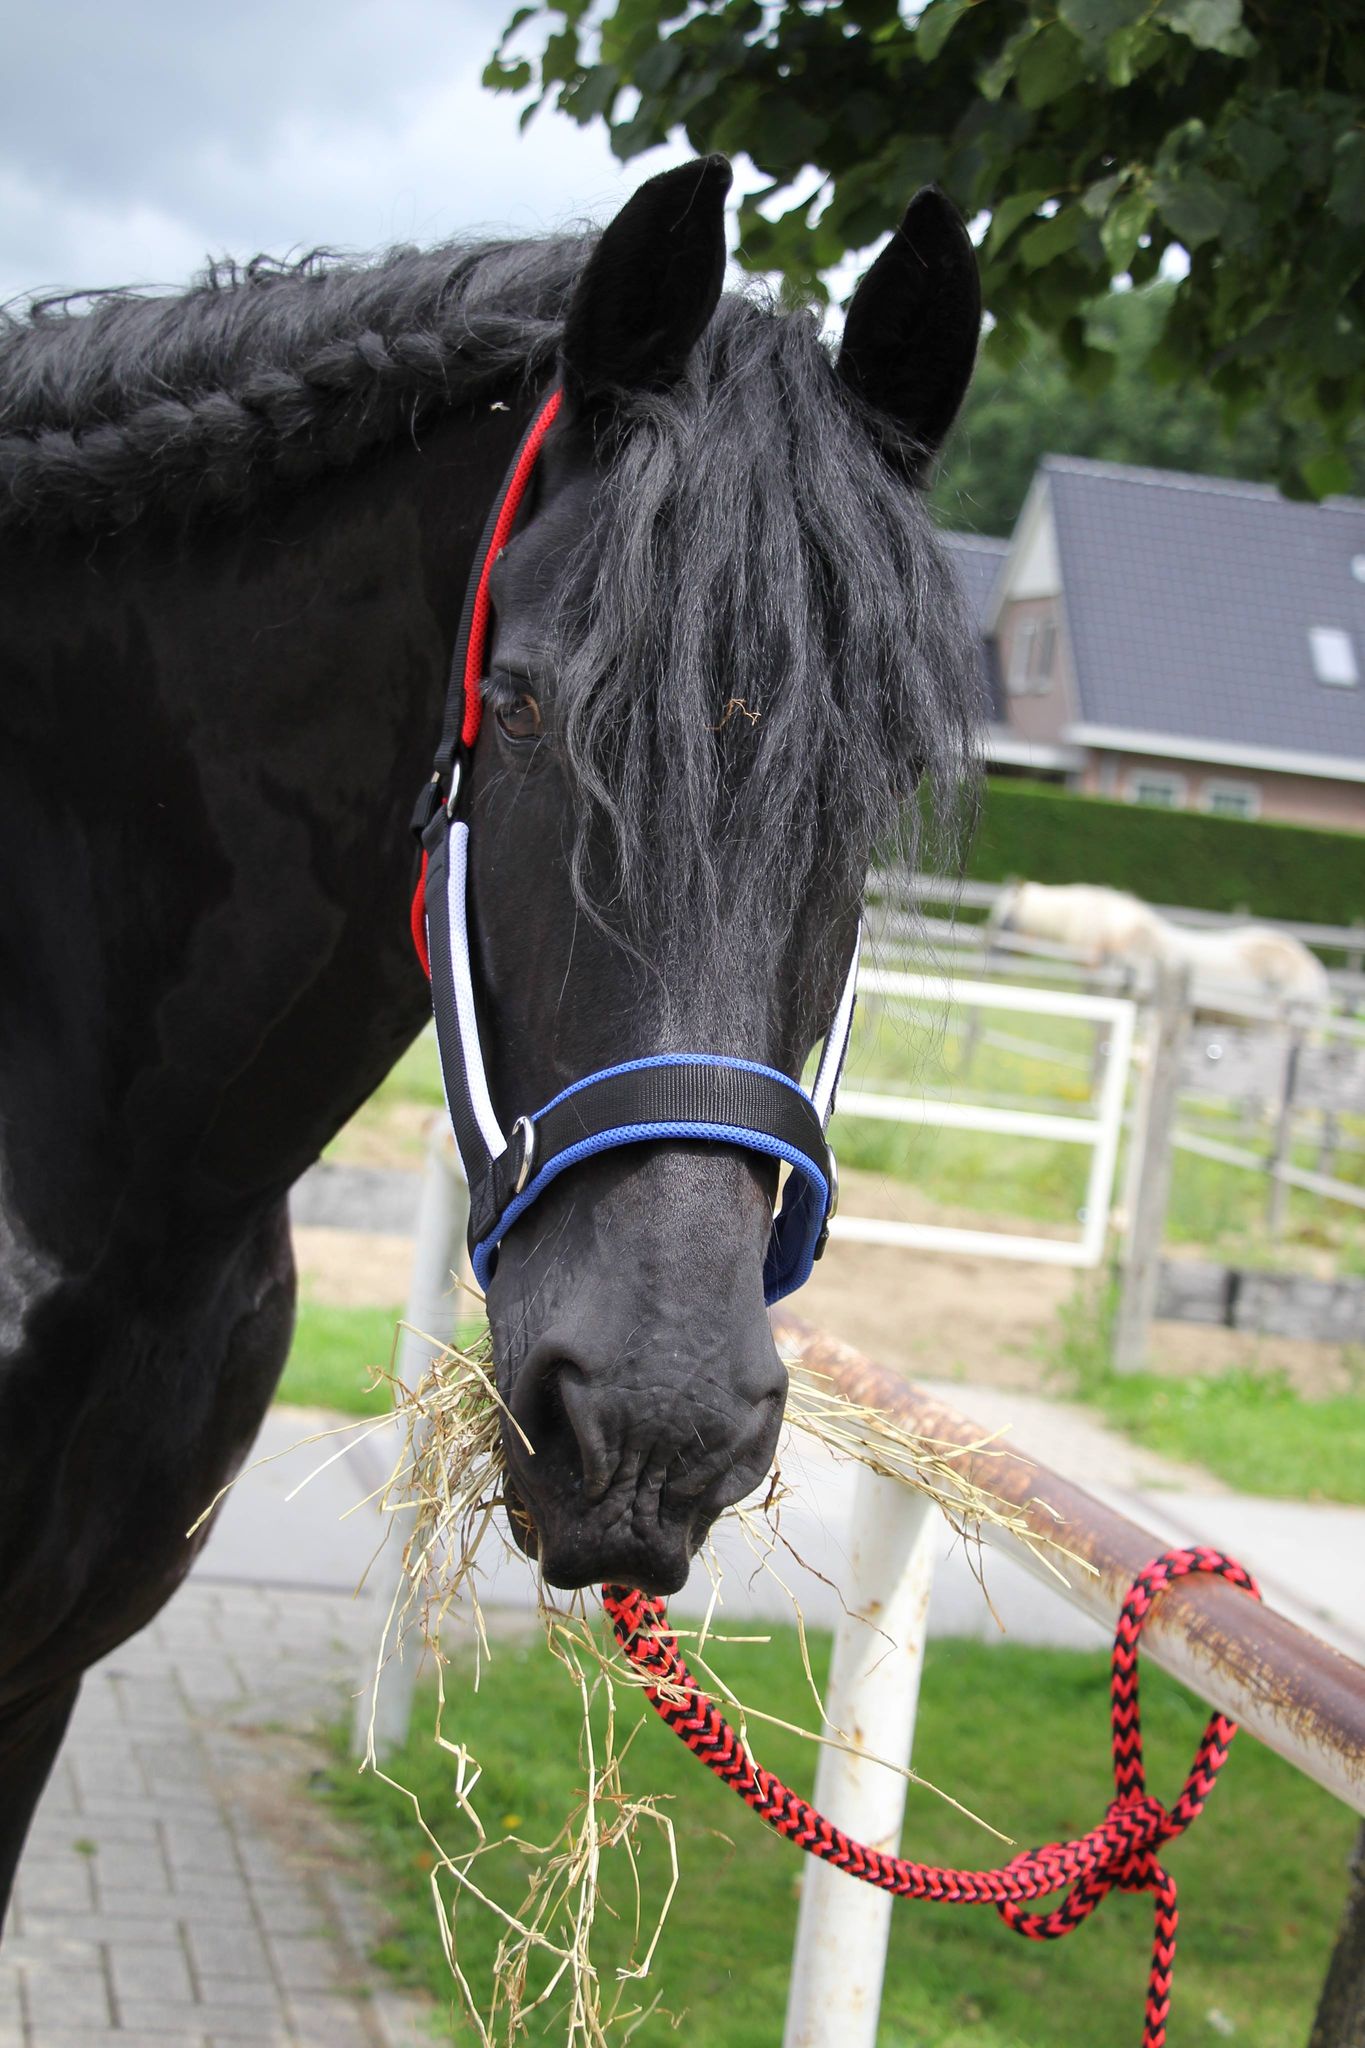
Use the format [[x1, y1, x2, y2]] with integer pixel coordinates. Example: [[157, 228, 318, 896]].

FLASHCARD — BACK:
[[0, 1581, 438, 2048]]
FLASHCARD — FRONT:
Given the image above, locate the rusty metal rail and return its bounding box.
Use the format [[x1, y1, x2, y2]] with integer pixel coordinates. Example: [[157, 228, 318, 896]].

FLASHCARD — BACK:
[[771, 1311, 1365, 1819]]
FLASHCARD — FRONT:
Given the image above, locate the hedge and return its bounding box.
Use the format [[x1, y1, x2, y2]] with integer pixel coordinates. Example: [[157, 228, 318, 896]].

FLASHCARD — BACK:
[[957, 780, 1364, 929]]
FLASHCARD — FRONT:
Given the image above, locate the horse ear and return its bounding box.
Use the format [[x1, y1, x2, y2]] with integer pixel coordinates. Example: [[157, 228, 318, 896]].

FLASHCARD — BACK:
[[837, 187, 981, 482], [561, 156, 732, 405]]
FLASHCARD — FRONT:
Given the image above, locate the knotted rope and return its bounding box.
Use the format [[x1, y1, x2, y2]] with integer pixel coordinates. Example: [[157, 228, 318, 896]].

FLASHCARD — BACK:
[[604, 1545, 1260, 2048]]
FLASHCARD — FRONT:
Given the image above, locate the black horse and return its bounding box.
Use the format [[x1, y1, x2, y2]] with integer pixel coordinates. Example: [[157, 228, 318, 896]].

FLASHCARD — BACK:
[[0, 156, 982, 1917]]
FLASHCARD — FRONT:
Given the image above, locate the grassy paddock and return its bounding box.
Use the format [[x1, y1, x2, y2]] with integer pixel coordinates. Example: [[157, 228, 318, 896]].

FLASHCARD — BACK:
[[321, 1625, 1354, 2047], [1051, 1282, 1365, 1504]]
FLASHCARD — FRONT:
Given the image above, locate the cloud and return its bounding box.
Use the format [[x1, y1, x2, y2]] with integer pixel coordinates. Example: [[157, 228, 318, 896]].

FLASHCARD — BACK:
[[0, 0, 681, 304]]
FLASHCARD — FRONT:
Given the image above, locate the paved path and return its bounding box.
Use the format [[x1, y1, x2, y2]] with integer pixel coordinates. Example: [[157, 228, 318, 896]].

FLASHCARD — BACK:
[[1, 1569, 438, 2048]]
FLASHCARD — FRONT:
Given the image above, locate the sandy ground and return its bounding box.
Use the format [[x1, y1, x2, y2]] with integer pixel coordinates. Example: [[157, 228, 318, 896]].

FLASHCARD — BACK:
[[294, 1154, 1359, 1398]]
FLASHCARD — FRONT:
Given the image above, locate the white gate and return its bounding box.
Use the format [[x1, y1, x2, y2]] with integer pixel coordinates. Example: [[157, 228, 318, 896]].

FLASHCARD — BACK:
[[830, 969, 1137, 1269]]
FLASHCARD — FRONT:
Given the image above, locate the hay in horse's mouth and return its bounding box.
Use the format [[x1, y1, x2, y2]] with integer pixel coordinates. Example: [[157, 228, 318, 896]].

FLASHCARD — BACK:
[[501, 1472, 539, 1559], [337, 1321, 1083, 2045]]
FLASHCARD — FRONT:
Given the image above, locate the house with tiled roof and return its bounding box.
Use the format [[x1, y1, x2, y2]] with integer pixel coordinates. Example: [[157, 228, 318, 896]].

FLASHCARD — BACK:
[[948, 457, 1365, 831]]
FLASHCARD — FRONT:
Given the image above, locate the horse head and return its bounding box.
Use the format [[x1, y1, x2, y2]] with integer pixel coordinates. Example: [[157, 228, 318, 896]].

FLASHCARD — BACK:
[[459, 158, 981, 1592]]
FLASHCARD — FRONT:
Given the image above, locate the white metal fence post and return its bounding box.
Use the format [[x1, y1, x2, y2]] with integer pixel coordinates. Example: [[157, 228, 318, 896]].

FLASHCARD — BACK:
[[350, 1115, 469, 1759], [782, 1470, 938, 2048]]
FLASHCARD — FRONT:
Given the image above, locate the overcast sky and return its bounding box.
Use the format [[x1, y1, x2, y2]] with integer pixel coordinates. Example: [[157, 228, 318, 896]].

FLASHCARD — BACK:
[[0, 0, 692, 307]]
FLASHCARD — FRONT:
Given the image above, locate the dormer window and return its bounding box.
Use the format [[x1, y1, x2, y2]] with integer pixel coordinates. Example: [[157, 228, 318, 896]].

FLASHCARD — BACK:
[[1007, 614, 1056, 694], [1309, 626, 1358, 686]]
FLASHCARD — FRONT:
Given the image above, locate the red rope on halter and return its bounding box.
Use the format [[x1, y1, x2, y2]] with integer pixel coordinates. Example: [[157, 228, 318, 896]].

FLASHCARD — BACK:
[[604, 1545, 1260, 2048]]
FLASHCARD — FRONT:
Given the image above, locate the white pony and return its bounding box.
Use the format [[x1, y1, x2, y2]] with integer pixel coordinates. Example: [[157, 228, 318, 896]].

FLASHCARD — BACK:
[[993, 880, 1331, 1019]]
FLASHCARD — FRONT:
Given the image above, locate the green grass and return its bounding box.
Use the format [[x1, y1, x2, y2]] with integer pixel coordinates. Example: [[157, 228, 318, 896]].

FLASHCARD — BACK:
[[1085, 1367, 1365, 1502], [276, 1301, 489, 1416], [277, 1301, 404, 1415], [1052, 1282, 1365, 1504], [321, 1626, 1354, 2046]]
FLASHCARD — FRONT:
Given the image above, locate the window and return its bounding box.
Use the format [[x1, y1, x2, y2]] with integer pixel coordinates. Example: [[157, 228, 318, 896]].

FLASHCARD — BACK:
[[1007, 614, 1057, 694], [1128, 770, 1187, 809], [1309, 626, 1358, 686], [1202, 779, 1261, 820]]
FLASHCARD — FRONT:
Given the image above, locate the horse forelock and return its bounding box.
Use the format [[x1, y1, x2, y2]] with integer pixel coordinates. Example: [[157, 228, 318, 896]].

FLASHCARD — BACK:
[[549, 295, 983, 970]]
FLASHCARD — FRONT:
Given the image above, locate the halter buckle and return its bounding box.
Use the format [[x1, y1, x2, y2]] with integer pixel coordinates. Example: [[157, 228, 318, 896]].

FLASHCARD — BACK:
[[510, 1114, 537, 1196]]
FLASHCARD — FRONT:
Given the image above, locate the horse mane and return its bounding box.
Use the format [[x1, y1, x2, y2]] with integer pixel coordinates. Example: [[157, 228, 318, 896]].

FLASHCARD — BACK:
[[1, 234, 981, 950], [0, 237, 589, 533]]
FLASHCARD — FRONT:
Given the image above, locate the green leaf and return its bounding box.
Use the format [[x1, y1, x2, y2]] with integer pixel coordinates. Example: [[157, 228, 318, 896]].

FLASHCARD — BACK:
[[1017, 206, 1083, 268], [746, 96, 829, 168], [915, 0, 971, 62], [610, 104, 666, 157], [840, 0, 900, 29], [1300, 450, 1353, 499], [1080, 172, 1124, 218], [1225, 115, 1289, 192], [632, 37, 683, 92], [1015, 23, 1088, 110], [985, 188, 1052, 253], [1159, 0, 1254, 58], [1057, 0, 1148, 52], [540, 26, 581, 85], [482, 55, 532, 91], [1155, 116, 1210, 174], [565, 61, 619, 119], [1328, 131, 1365, 227], [1152, 170, 1228, 248], [1104, 23, 1165, 85], [1100, 188, 1152, 271], [978, 25, 1032, 101]]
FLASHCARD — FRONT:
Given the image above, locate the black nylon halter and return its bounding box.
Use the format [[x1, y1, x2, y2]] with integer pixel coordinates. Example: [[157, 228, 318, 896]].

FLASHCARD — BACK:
[[410, 388, 857, 1303]]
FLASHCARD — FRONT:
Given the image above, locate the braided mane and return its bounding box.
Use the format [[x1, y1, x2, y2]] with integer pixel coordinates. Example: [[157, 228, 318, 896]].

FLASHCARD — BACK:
[[0, 239, 590, 534]]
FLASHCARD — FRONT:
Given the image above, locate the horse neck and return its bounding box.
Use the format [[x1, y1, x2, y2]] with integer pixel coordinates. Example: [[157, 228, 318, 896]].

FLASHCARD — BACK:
[[0, 404, 525, 1272]]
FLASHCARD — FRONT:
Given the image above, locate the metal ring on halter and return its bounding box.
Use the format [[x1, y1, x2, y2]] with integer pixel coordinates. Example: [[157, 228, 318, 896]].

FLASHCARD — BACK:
[[510, 1115, 537, 1195], [826, 1147, 840, 1221]]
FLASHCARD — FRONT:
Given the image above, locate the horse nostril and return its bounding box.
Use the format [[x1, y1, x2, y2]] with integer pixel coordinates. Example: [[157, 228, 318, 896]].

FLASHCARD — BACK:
[[556, 1372, 615, 1502], [509, 1349, 612, 1503]]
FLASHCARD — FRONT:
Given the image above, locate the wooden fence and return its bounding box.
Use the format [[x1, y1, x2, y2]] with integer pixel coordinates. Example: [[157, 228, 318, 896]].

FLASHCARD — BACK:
[[1115, 964, 1365, 1366]]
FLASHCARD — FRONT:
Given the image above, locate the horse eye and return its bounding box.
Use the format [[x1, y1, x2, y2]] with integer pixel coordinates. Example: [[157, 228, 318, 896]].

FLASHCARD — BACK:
[[494, 692, 543, 743]]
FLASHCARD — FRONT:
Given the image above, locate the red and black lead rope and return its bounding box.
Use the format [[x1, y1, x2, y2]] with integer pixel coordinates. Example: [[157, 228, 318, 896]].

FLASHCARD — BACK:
[[603, 1546, 1260, 2048]]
